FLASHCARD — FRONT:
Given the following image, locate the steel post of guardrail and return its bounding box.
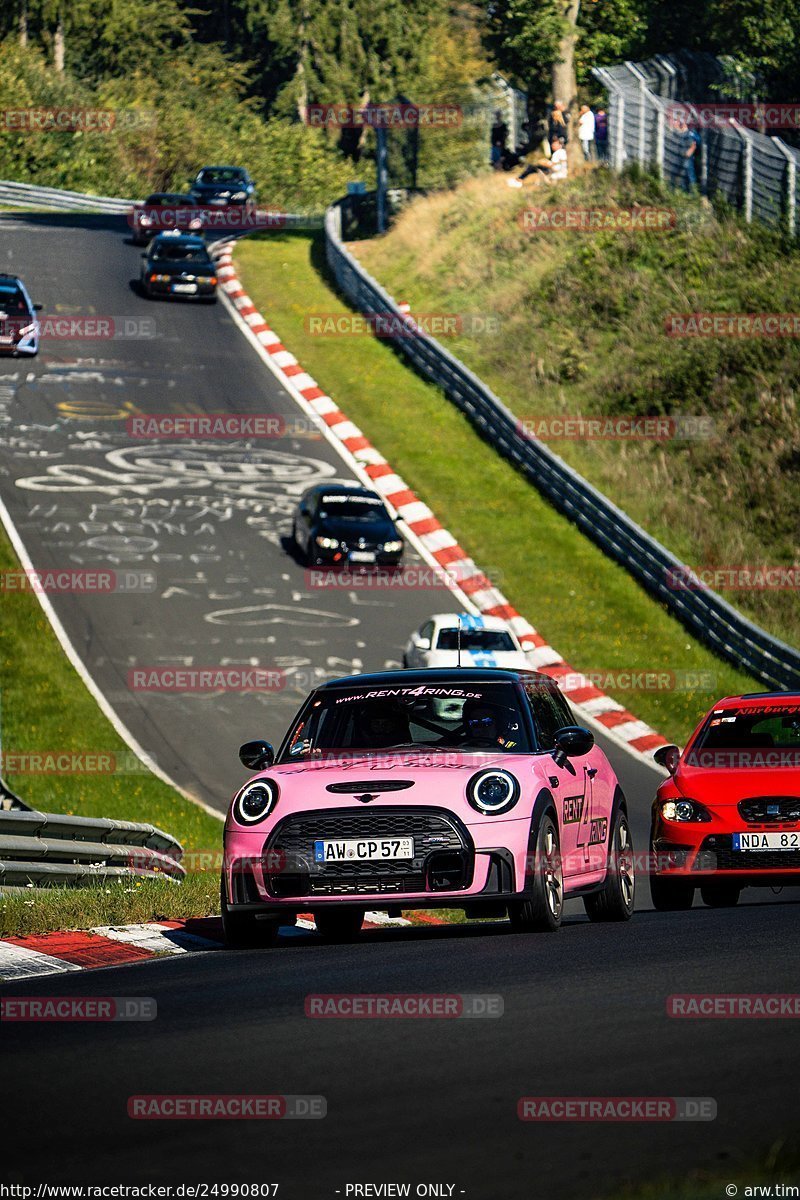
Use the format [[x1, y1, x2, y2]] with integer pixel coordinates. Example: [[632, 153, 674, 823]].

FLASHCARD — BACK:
[[773, 138, 797, 238], [655, 107, 666, 178], [625, 62, 650, 165], [730, 119, 754, 221]]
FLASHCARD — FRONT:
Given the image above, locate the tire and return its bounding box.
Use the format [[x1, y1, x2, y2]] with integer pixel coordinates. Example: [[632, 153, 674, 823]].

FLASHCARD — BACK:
[[291, 523, 305, 560], [649, 873, 695, 911], [313, 908, 364, 943], [509, 813, 563, 932], [700, 881, 741, 908], [584, 809, 635, 922], [220, 877, 280, 948]]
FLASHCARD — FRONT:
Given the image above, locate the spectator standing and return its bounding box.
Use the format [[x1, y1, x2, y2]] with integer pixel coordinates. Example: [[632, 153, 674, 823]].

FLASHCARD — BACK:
[[594, 109, 608, 161], [548, 100, 569, 145], [490, 110, 509, 171], [674, 116, 701, 191], [578, 104, 596, 161]]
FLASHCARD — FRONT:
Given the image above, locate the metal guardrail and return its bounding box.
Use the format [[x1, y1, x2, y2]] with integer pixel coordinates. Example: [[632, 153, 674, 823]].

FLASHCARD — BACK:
[[324, 196, 800, 691], [0, 180, 137, 213], [0, 808, 184, 889], [0, 180, 325, 228]]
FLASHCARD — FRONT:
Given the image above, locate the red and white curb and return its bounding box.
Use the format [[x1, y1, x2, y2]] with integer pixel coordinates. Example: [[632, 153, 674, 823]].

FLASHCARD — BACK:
[[0, 912, 415, 981], [214, 242, 669, 762]]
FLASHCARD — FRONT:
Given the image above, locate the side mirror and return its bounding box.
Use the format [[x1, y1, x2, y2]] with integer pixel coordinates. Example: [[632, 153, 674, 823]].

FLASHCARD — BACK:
[[141, 253, 147, 259], [414, 634, 431, 650], [33, 303, 43, 311], [239, 740, 275, 771], [552, 725, 594, 764], [653, 744, 681, 775]]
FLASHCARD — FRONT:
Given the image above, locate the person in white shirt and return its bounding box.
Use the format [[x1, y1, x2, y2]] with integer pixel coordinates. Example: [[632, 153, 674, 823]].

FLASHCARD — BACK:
[[548, 137, 568, 181], [578, 104, 596, 161], [507, 137, 568, 187]]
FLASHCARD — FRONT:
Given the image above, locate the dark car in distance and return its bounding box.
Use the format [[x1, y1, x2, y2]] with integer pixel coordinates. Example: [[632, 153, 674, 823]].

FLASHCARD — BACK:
[[131, 193, 203, 245], [190, 166, 255, 209], [139, 232, 218, 301], [292, 483, 404, 568]]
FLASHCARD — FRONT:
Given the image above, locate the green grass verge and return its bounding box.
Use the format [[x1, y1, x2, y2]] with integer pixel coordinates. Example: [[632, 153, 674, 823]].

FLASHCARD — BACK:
[[0, 522, 223, 936], [0, 876, 220, 937], [235, 231, 758, 746], [353, 169, 800, 648]]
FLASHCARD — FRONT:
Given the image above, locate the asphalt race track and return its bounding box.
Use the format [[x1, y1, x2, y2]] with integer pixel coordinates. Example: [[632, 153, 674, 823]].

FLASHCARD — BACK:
[[1, 213, 798, 1198]]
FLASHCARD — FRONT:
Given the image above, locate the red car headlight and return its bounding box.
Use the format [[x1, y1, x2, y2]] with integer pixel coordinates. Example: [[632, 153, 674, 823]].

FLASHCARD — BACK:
[[660, 799, 711, 823]]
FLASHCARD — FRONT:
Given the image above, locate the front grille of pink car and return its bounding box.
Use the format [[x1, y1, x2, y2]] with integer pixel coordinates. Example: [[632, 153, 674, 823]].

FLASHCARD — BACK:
[[264, 806, 473, 898]]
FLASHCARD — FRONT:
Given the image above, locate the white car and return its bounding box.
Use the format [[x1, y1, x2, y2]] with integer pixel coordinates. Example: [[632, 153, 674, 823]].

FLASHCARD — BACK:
[[402, 613, 531, 670]]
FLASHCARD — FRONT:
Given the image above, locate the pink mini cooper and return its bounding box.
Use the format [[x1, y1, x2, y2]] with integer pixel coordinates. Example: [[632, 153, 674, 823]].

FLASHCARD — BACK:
[[221, 669, 635, 945]]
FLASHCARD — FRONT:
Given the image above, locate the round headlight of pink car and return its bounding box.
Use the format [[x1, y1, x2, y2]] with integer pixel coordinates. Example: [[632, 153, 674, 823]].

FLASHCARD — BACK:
[[467, 769, 520, 815], [234, 779, 279, 825]]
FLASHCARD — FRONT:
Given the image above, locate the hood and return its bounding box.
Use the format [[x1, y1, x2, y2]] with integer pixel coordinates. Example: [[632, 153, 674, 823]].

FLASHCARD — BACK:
[[191, 182, 247, 201], [317, 516, 398, 542], [672, 761, 800, 806]]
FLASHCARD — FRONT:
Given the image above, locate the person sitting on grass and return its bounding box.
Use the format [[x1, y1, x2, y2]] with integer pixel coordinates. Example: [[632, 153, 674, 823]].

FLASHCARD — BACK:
[[507, 137, 568, 188]]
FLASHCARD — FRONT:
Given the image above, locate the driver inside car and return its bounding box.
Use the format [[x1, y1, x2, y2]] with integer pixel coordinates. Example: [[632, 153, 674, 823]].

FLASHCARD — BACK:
[[461, 699, 520, 749]]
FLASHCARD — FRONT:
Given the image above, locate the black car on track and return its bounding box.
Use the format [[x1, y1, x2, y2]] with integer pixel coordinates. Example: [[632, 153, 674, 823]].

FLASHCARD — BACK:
[[190, 165, 255, 209], [292, 483, 404, 568], [139, 232, 218, 302], [131, 192, 203, 245]]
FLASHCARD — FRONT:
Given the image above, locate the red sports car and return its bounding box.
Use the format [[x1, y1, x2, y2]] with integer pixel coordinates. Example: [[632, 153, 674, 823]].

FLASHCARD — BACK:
[[650, 691, 800, 909]]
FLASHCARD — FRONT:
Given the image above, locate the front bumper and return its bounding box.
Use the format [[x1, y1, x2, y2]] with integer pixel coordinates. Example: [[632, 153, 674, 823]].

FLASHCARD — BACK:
[[223, 805, 527, 910], [652, 825, 800, 884], [143, 280, 217, 299], [309, 548, 403, 568]]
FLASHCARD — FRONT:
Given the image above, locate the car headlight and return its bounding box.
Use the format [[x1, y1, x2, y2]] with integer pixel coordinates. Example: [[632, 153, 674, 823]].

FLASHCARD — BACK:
[[233, 779, 279, 825], [15, 323, 36, 339], [149, 273, 171, 283], [196, 276, 216, 284], [467, 769, 520, 815], [231, 191, 247, 200], [660, 799, 711, 823], [382, 540, 403, 553], [315, 536, 339, 549]]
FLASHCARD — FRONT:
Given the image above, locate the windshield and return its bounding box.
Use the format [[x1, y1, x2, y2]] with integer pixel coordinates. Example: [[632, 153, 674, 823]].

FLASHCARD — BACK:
[[280, 681, 532, 761], [687, 703, 800, 767], [151, 244, 210, 263], [197, 169, 244, 184], [318, 496, 387, 522], [436, 629, 516, 652], [0, 288, 28, 316]]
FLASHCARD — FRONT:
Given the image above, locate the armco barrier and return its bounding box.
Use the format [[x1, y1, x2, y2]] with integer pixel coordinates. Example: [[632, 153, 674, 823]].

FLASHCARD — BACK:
[[0, 808, 184, 888], [0, 180, 324, 227], [0, 180, 136, 213], [324, 196, 800, 691]]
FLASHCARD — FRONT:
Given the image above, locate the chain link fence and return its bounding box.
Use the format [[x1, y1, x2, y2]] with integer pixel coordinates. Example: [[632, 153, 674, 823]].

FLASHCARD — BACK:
[[593, 52, 799, 237]]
